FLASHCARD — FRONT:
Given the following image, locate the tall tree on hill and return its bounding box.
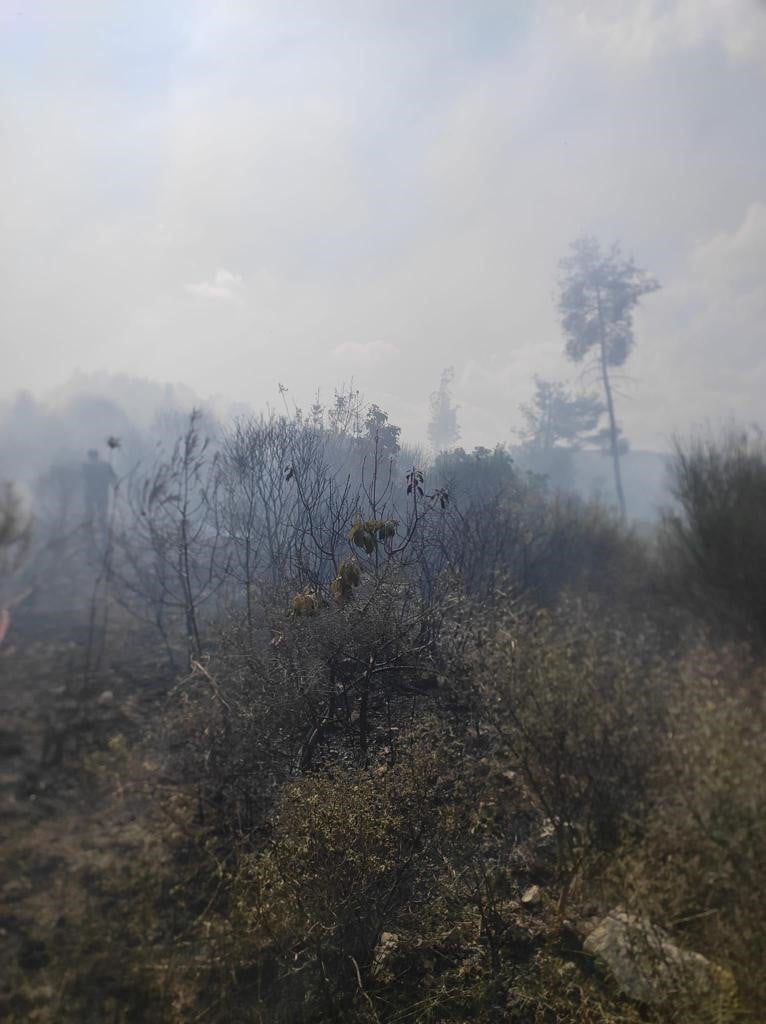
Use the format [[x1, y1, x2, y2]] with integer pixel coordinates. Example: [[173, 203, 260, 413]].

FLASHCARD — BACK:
[[428, 367, 460, 453], [558, 237, 659, 519]]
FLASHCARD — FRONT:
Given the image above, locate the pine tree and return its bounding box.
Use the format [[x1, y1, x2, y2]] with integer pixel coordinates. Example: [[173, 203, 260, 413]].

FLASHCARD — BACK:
[[558, 237, 659, 518]]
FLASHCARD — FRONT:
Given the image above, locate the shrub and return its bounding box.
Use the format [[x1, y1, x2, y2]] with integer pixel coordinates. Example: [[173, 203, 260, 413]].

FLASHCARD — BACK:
[[478, 602, 666, 905], [609, 644, 766, 1018], [230, 752, 443, 1020], [437, 467, 651, 613], [168, 564, 451, 838], [660, 429, 766, 650]]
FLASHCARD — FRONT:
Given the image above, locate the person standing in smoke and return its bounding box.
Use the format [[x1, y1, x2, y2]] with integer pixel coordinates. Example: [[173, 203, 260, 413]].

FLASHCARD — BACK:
[[82, 448, 116, 531]]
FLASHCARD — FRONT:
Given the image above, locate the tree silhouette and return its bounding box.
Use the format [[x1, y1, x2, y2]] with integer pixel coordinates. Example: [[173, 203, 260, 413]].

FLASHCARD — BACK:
[[558, 237, 659, 518], [520, 377, 604, 453], [364, 403, 401, 459], [427, 367, 460, 453]]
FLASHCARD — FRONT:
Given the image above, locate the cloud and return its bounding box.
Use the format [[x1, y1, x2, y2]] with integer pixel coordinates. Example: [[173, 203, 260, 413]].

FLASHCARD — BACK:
[[690, 201, 766, 289], [551, 0, 766, 69], [627, 203, 766, 444], [332, 340, 401, 365], [184, 268, 244, 301]]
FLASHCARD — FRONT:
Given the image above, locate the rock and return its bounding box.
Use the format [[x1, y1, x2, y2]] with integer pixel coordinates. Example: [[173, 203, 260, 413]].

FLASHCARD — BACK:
[[97, 690, 114, 706], [583, 910, 736, 1016], [521, 884, 542, 906], [528, 820, 558, 865], [371, 931, 400, 978], [535, 821, 557, 849], [526, 820, 558, 877]]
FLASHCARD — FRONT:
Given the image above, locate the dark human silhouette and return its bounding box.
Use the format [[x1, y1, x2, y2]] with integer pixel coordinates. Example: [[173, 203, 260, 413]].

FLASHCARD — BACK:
[[82, 449, 116, 529]]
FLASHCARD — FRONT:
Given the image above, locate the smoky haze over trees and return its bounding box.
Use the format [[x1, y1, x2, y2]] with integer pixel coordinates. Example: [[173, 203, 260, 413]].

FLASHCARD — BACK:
[[428, 367, 461, 453], [520, 379, 604, 453], [1, 370, 765, 1021], [518, 378, 605, 490], [1, 380, 765, 1021], [1, 3, 765, 1021]]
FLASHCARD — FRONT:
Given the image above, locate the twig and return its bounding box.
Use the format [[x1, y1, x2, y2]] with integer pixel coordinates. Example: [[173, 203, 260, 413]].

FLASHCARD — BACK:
[[350, 955, 380, 1023]]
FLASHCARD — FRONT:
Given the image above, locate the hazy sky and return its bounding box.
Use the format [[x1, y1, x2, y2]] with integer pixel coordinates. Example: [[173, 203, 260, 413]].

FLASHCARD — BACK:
[[2, 0, 765, 449]]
